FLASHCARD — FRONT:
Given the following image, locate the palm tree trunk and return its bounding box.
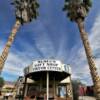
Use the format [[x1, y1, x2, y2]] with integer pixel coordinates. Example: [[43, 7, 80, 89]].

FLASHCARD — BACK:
[[76, 18, 100, 99], [0, 20, 21, 74]]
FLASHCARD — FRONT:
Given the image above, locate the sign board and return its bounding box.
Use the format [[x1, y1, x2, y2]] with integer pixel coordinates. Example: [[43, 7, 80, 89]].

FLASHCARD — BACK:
[[32, 60, 62, 72], [24, 60, 71, 75]]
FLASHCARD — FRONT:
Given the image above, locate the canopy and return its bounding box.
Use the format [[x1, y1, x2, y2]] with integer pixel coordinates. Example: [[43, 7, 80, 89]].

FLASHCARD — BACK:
[[24, 59, 71, 81]]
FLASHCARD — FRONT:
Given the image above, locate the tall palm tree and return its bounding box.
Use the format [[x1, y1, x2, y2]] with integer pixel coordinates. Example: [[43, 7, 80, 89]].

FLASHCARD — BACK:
[[0, 0, 39, 74], [63, 0, 100, 99]]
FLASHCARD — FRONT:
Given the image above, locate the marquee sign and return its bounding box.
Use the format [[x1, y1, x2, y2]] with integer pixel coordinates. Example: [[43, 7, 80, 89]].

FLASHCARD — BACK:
[[24, 60, 71, 75], [33, 60, 62, 72]]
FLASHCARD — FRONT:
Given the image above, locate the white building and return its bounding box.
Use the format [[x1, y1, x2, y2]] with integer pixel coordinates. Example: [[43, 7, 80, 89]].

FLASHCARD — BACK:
[[20, 59, 73, 100]]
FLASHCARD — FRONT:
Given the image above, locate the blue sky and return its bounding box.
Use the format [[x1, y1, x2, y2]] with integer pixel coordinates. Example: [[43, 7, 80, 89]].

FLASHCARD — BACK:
[[0, 0, 100, 85]]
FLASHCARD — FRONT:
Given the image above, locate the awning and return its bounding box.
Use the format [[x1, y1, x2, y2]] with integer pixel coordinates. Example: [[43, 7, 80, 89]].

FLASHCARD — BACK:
[[26, 71, 70, 81]]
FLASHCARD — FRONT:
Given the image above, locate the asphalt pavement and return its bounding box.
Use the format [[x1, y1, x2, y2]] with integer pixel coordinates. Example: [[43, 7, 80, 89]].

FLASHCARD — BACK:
[[79, 96, 96, 100], [0, 96, 96, 100]]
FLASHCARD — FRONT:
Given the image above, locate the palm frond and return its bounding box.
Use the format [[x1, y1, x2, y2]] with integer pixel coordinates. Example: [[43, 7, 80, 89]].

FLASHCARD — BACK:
[[83, 0, 92, 7], [63, 0, 92, 21], [12, 0, 40, 24]]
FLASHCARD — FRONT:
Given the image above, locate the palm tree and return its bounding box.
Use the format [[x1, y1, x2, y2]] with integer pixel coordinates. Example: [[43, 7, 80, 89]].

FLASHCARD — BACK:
[[0, 0, 39, 74], [63, 0, 100, 99]]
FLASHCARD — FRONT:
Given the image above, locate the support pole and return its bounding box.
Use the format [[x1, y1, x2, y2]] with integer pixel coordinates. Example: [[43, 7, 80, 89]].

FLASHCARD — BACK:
[[47, 72, 49, 100], [54, 77, 56, 97], [66, 76, 73, 100], [69, 76, 73, 100], [40, 78, 42, 91], [22, 76, 27, 99]]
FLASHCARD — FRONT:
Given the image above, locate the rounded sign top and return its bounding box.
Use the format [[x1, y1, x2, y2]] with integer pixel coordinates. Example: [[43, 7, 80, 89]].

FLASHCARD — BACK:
[[24, 59, 71, 75]]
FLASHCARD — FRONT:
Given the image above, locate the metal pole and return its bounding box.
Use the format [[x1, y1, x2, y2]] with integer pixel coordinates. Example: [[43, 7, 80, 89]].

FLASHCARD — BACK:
[[22, 76, 27, 99], [69, 76, 73, 100], [40, 78, 42, 91], [54, 77, 55, 97], [47, 72, 49, 100]]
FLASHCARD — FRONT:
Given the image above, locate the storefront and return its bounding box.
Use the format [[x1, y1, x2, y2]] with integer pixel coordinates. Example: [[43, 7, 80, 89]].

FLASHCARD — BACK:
[[23, 59, 73, 100]]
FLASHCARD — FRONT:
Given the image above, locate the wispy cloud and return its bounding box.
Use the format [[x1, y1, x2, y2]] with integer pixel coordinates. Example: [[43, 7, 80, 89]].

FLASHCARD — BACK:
[[0, 0, 100, 85], [90, 13, 100, 74], [68, 13, 100, 85]]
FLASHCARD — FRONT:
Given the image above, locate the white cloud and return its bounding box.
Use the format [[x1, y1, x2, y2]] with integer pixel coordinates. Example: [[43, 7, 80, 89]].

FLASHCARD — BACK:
[[70, 13, 100, 85], [32, 21, 56, 57], [0, 3, 100, 84], [1, 52, 30, 76], [0, 23, 56, 78], [0, 40, 33, 77], [89, 14, 100, 74]]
